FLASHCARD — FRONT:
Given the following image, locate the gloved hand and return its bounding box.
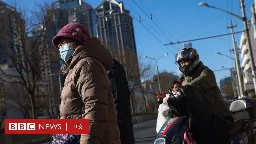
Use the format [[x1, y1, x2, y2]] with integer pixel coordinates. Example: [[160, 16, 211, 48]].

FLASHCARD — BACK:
[[166, 87, 187, 116]]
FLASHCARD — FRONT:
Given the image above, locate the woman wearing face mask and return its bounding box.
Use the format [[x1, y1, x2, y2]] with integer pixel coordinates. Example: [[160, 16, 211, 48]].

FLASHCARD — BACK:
[[51, 23, 120, 144]]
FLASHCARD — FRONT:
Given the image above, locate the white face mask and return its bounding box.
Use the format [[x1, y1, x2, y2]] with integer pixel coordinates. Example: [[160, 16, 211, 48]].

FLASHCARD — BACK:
[[59, 43, 74, 62]]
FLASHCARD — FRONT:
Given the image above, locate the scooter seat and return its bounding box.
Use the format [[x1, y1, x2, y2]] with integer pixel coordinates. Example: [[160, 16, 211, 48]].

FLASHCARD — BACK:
[[229, 120, 246, 136]]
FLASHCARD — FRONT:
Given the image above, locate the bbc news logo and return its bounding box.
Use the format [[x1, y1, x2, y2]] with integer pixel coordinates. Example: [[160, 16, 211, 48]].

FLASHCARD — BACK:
[[9, 123, 36, 130], [5, 119, 89, 134]]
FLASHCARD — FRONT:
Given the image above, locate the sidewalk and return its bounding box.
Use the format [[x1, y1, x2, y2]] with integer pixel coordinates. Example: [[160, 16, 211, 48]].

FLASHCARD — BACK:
[[132, 113, 157, 124]]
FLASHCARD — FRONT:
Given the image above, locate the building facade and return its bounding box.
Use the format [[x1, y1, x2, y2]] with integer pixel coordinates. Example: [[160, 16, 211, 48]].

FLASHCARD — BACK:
[[220, 77, 235, 97], [0, 1, 25, 69], [95, 1, 140, 83], [0, 1, 27, 121], [26, 25, 56, 117], [0, 64, 26, 121], [249, 3, 256, 97], [239, 28, 256, 97]]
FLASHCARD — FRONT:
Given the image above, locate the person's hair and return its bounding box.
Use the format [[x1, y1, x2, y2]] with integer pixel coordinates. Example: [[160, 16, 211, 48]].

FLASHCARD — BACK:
[[59, 37, 81, 46], [171, 80, 181, 89]]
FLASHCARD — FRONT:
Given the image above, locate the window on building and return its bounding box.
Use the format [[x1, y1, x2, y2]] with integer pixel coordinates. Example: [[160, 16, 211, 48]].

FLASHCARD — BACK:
[[60, 1, 79, 9]]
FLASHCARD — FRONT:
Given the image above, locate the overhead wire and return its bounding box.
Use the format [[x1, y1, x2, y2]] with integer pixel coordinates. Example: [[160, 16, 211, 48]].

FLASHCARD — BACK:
[[178, 15, 225, 40], [227, 0, 231, 56], [138, 0, 151, 14], [235, 0, 240, 42], [129, 13, 176, 55], [131, 0, 181, 50], [214, 68, 232, 72], [227, 0, 234, 66], [225, 0, 236, 69], [164, 30, 245, 45], [129, 7, 164, 39]]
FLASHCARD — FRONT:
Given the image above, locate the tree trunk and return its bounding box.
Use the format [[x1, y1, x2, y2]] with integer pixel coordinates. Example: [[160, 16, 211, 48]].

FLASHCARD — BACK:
[[29, 93, 37, 119], [129, 94, 134, 115], [142, 90, 148, 114], [130, 89, 136, 114]]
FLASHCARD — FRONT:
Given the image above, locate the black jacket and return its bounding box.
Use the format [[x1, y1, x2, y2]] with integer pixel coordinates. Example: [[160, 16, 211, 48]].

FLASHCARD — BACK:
[[167, 85, 232, 144], [108, 59, 135, 144]]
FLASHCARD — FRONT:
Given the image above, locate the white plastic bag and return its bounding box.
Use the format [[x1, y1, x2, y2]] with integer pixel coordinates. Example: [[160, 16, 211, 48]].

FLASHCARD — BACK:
[[156, 103, 171, 133]]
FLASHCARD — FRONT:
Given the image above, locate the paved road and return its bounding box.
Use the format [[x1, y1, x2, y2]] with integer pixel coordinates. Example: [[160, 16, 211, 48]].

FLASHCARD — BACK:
[[42, 119, 157, 144], [134, 119, 157, 144]]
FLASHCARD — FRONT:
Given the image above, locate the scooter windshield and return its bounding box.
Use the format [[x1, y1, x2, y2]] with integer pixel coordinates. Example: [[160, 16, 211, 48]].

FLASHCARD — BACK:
[[157, 117, 188, 137]]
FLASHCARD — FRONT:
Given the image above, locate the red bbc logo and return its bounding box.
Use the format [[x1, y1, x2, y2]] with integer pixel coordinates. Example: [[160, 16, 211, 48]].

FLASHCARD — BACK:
[[9, 123, 36, 131]]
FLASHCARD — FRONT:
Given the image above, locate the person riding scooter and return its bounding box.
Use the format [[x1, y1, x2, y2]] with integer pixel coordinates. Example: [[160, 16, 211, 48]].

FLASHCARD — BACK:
[[167, 48, 232, 144], [156, 81, 182, 133]]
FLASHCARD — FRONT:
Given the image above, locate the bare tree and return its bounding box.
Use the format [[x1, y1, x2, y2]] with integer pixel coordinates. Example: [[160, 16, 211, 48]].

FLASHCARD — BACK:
[[118, 50, 154, 113], [2, 82, 30, 118], [153, 71, 179, 93], [120, 51, 153, 91], [0, 2, 60, 118]]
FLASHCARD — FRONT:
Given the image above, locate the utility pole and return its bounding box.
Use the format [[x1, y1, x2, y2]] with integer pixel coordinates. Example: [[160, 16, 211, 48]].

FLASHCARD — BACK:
[[229, 49, 241, 97], [240, 0, 256, 95], [156, 64, 162, 94], [227, 20, 245, 97]]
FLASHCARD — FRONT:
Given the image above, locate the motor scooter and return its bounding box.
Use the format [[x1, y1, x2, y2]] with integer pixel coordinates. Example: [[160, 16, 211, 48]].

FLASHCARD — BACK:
[[154, 99, 255, 144]]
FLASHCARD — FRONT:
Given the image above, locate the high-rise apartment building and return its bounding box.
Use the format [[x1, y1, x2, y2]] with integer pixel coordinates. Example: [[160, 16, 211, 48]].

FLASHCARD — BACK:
[[25, 25, 55, 116], [95, 1, 140, 83], [0, 1, 25, 69], [0, 1, 27, 119]]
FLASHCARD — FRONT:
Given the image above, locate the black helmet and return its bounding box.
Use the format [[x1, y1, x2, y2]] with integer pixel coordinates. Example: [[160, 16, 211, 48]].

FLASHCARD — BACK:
[[175, 48, 200, 76]]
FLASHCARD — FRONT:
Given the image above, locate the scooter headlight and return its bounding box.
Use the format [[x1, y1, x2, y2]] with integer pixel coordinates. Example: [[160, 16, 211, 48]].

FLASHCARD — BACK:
[[154, 137, 166, 144]]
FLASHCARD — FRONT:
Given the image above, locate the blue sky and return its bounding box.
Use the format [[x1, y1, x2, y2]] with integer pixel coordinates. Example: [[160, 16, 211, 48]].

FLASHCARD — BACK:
[[4, 0, 254, 85]]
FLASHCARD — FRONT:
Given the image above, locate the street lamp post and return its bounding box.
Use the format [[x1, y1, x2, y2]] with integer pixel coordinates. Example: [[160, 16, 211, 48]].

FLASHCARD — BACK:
[[106, 0, 123, 13], [94, 0, 123, 41], [143, 53, 168, 93], [199, 1, 256, 95]]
